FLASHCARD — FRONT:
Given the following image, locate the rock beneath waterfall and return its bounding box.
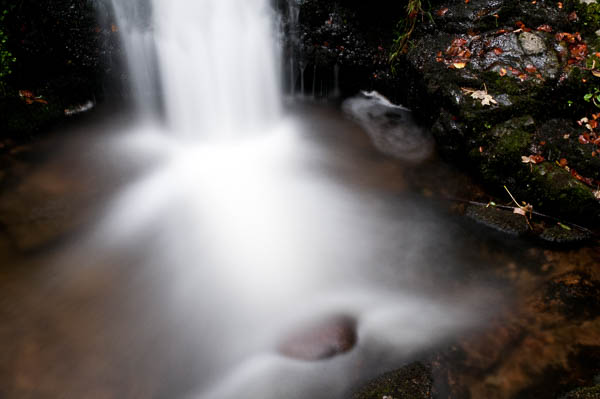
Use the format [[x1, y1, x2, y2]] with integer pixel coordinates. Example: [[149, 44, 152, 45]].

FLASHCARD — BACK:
[[342, 91, 433, 162], [277, 314, 357, 361]]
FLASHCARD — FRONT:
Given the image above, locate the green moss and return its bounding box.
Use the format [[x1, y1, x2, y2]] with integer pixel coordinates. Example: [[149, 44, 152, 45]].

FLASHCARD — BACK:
[[566, 0, 600, 36]]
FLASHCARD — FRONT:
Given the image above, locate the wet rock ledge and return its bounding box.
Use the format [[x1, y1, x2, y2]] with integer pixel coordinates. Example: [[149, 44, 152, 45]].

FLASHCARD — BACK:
[[289, 0, 600, 226]]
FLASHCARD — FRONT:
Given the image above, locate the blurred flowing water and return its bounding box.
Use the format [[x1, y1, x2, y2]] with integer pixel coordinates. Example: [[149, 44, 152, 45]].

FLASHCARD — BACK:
[[0, 1, 543, 398]]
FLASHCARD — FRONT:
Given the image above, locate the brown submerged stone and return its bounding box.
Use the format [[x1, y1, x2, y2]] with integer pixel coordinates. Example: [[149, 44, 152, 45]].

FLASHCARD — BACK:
[[277, 314, 357, 361]]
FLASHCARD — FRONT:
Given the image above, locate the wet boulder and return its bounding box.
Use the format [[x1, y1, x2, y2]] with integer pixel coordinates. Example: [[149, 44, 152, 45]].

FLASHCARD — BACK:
[[277, 315, 357, 361], [392, 0, 600, 224]]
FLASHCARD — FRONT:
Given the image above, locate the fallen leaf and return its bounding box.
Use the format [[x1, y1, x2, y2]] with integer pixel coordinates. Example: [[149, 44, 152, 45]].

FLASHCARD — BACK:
[[522, 154, 545, 164], [462, 87, 497, 106], [493, 47, 503, 55], [594, 190, 600, 199], [437, 7, 449, 16], [557, 222, 572, 230], [452, 62, 467, 69], [499, 68, 507, 76], [571, 169, 594, 185], [559, 158, 568, 167], [592, 70, 600, 77], [537, 24, 553, 32], [525, 64, 537, 73], [514, 207, 527, 216]]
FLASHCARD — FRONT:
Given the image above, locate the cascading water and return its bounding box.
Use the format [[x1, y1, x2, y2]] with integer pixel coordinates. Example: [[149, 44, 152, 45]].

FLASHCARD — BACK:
[[36, 2, 506, 398], [111, 0, 282, 138]]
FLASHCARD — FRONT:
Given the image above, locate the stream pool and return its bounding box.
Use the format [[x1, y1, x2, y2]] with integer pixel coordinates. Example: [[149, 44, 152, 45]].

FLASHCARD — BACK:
[[1, 103, 598, 398]]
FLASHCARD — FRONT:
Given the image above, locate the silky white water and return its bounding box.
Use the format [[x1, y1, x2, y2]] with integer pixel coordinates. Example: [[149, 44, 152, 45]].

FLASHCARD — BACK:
[[61, 1, 510, 398], [111, 0, 281, 138]]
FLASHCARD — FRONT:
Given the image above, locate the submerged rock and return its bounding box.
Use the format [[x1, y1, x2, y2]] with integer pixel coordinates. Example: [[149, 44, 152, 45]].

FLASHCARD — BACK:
[[352, 362, 433, 399], [277, 315, 357, 361], [546, 272, 600, 318], [342, 91, 434, 162]]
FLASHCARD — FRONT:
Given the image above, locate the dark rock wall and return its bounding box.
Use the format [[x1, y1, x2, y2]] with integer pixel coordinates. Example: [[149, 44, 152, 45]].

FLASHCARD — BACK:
[[0, 0, 121, 137]]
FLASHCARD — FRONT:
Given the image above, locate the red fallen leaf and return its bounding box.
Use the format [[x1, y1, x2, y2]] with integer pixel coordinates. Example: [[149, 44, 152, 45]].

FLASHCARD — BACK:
[[537, 24, 553, 32], [499, 68, 507, 76], [556, 32, 579, 43], [511, 68, 522, 75], [579, 134, 590, 144], [530, 154, 545, 163], [518, 73, 528, 81], [559, 158, 568, 167], [493, 47, 503, 55], [568, 11, 578, 22], [523, 27, 532, 32], [495, 29, 508, 35], [540, 140, 547, 146], [571, 169, 594, 185], [525, 64, 537, 73], [567, 58, 579, 65], [437, 7, 449, 16], [589, 119, 598, 129], [458, 49, 472, 58], [570, 43, 588, 59], [593, 151, 597, 157], [558, 2, 563, 9], [18, 90, 34, 98], [451, 38, 468, 47], [516, 21, 526, 29], [593, 113, 600, 120]]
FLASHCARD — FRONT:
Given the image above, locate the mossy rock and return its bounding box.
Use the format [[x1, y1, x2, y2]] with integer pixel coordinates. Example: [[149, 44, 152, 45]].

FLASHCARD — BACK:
[[352, 362, 432, 399], [465, 205, 530, 236], [562, 384, 600, 399]]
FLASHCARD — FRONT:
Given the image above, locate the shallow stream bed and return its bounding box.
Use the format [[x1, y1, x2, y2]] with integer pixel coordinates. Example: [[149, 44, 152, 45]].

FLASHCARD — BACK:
[[0, 104, 598, 399]]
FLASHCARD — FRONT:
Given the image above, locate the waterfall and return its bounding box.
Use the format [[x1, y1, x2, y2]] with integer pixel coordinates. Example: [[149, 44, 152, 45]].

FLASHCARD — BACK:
[[110, 0, 282, 139]]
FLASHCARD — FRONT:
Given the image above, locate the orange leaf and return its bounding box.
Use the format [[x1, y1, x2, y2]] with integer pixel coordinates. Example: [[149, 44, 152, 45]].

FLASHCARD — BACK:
[[436, 7, 449, 16], [525, 64, 537, 73], [537, 24, 552, 32]]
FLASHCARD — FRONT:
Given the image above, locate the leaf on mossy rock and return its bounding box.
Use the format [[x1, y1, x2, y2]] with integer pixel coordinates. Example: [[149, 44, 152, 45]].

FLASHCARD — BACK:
[[461, 87, 497, 106]]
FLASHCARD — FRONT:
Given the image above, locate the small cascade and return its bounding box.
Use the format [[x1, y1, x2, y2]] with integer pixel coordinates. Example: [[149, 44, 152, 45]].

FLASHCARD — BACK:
[[110, 0, 282, 139]]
